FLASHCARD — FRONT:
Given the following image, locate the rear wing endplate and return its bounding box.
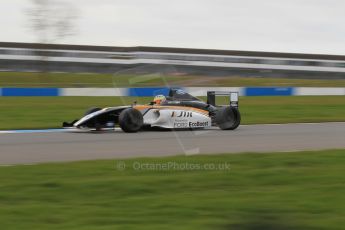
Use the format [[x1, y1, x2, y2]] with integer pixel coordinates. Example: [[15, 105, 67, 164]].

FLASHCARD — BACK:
[[207, 91, 239, 108]]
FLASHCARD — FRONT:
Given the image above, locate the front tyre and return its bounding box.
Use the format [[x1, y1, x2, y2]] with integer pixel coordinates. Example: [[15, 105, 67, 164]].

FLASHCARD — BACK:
[[216, 107, 241, 130], [119, 108, 143, 133]]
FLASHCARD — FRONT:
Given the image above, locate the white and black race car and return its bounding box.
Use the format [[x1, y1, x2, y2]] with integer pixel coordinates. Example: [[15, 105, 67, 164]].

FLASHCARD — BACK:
[[63, 88, 241, 132]]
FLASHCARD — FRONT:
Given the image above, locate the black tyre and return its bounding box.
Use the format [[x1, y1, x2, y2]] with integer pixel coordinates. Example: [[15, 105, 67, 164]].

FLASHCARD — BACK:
[[216, 107, 241, 130], [119, 108, 143, 133], [84, 107, 101, 116]]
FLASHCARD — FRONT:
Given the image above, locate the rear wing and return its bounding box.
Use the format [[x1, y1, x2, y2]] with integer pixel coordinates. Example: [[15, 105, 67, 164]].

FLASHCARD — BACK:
[[207, 91, 239, 108]]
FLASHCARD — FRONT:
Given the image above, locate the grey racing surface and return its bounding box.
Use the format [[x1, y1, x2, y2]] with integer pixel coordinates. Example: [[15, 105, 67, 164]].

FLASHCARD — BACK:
[[0, 122, 344, 165]]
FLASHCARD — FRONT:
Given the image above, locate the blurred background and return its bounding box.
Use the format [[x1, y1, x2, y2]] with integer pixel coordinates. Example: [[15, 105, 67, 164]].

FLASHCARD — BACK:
[[0, 0, 344, 89]]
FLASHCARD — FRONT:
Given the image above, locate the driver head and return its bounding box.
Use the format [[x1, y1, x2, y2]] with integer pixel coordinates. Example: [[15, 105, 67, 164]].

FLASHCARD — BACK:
[[153, 95, 166, 105]]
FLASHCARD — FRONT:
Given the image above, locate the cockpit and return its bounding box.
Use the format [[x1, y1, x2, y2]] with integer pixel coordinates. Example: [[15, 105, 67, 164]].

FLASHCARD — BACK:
[[151, 88, 215, 112]]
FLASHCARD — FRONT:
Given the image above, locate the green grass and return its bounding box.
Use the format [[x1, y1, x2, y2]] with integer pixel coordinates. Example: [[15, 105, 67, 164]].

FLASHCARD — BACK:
[[0, 96, 344, 130], [0, 149, 345, 229], [1, 72, 345, 87]]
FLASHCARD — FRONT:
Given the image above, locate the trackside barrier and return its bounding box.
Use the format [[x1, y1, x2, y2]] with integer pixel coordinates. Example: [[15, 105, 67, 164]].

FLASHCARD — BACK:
[[128, 87, 170, 97], [245, 87, 293, 96], [0, 87, 344, 96], [1, 88, 60, 96]]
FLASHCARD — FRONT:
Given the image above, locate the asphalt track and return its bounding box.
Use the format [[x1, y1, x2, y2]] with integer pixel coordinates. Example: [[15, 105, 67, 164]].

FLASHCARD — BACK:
[[0, 122, 344, 165]]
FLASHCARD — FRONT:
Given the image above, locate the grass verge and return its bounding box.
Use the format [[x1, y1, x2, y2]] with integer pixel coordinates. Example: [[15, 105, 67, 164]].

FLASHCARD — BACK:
[[0, 96, 344, 130], [1, 72, 345, 87], [0, 149, 344, 229]]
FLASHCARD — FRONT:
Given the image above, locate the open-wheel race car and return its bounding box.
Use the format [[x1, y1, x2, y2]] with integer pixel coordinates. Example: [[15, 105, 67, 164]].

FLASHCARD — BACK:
[[63, 88, 241, 132]]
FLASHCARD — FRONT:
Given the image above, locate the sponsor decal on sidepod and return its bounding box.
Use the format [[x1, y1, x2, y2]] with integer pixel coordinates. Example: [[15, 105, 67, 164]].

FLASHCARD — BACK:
[[171, 111, 193, 118], [173, 121, 209, 128], [189, 121, 209, 127], [174, 122, 188, 128]]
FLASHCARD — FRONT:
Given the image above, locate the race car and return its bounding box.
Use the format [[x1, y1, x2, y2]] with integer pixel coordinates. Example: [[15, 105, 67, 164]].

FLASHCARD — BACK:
[[63, 88, 241, 132]]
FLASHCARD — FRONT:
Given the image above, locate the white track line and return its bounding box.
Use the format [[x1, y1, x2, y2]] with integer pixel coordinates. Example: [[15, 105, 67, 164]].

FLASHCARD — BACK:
[[0, 129, 69, 134]]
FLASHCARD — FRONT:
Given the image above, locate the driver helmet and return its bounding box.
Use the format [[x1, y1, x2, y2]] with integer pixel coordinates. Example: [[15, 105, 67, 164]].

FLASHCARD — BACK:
[[153, 95, 166, 105]]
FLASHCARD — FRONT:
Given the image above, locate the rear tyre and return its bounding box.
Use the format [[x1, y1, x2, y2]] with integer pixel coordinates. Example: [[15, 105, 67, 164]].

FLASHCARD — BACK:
[[84, 107, 101, 116], [119, 108, 143, 133], [216, 107, 241, 130]]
